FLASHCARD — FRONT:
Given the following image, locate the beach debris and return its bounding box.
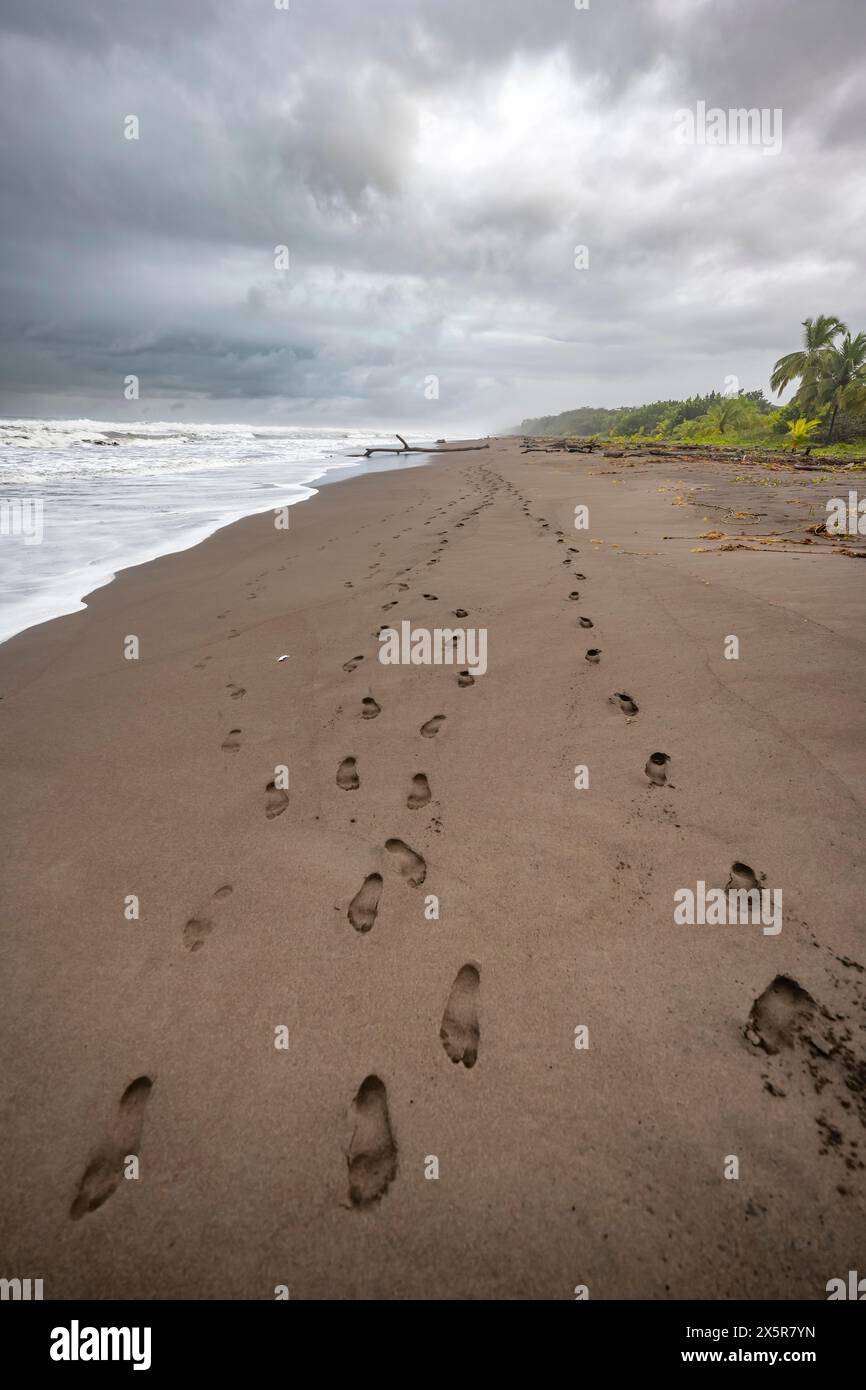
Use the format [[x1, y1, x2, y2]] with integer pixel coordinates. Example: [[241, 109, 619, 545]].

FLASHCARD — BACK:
[[277, 653, 290, 662], [353, 433, 489, 459]]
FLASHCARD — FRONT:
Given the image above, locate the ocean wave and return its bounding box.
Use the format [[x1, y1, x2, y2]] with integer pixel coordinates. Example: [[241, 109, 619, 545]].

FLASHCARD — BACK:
[[0, 421, 431, 644]]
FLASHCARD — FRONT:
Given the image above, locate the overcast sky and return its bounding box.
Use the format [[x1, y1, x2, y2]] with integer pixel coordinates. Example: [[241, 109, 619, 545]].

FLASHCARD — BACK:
[[0, 0, 864, 431]]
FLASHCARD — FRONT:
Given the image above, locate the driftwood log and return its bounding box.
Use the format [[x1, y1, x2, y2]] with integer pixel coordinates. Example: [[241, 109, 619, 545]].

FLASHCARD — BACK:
[[350, 434, 490, 459], [518, 436, 862, 468]]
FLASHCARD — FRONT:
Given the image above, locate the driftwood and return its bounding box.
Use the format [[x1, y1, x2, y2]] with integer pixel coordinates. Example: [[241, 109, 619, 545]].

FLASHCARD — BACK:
[[350, 433, 490, 459], [520, 438, 600, 455], [519, 436, 863, 468]]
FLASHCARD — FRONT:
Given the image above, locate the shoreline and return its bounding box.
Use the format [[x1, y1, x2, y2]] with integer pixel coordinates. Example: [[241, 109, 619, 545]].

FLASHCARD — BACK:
[[0, 442, 435, 649], [1, 438, 864, 1299]]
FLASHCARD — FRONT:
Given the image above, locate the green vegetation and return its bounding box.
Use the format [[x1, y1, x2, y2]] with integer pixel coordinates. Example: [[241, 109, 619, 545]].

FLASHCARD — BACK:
[[517, 314, 866, 456]]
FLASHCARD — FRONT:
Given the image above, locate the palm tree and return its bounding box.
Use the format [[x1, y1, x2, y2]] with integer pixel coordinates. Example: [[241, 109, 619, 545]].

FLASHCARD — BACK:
[[813, 332, 866, 442], [707, 398, 746, 434], [770, 314, 847, 405]]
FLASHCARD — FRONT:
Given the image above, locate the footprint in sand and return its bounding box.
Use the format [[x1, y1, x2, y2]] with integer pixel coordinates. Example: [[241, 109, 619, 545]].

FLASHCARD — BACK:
[[407, 773, 431, 809], [578, 616, 593, 628], [744, 975, 818, 1056], [420, 714, 446, 738], [347, 1075, 397, 1207], [361, 696, 381, 720], [347, 873, 383, 934], [381, 601, 398, 611], [182, 915, 212, 951], [610, 692, 639, 715], [266, 779, 289, 819], [569, 591, 581, 601], [70, 1076, 153, 1220], [337, 756, 360, 790], [726, 861, 765, 890], [182, 884, 233, 952], [585, 648, 602, 664], [343, 656, 364, 673], [226, 683, 246, 699], [385, 838, 426, 886], [453, 608, 469, 618], [221, 728, 242, 751], [644, 752, 670, 785], [440, 964, 481, 1068], [457, 670, 475, 687], [423, 593, 438, 600]]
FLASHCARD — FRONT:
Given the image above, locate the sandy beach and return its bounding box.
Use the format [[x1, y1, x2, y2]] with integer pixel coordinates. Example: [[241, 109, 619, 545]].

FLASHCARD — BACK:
[[1, 438, 864, 1301]]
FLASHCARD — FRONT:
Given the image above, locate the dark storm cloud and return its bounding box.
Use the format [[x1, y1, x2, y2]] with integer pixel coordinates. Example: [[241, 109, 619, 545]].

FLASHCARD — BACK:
[[0, 0, 864, 426]]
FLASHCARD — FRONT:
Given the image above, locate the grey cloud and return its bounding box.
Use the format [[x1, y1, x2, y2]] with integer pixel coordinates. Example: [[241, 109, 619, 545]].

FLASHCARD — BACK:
[[0, 0, 864, 427]]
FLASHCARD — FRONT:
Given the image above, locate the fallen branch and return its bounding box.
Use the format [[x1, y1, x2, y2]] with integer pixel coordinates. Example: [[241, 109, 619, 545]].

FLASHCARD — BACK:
[[349, 433, 490, 459]]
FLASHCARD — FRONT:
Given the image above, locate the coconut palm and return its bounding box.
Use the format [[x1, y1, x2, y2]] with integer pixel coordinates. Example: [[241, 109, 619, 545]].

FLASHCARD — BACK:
[[812, 332, 866, 442], [707, 398, 746, 434], [770, 314, 847, 404]]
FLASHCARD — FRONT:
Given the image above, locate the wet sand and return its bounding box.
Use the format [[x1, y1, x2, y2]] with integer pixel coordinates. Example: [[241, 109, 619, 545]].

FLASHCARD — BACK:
[[0, 438, 864, 1299]]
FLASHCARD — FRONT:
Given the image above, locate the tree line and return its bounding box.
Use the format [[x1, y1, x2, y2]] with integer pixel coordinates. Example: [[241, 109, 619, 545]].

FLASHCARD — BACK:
[[517, 316, 866, 449]]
